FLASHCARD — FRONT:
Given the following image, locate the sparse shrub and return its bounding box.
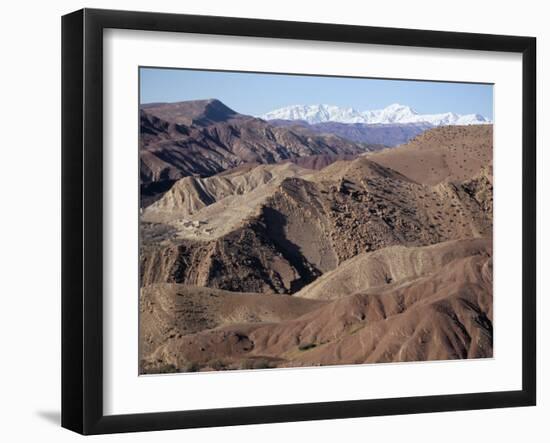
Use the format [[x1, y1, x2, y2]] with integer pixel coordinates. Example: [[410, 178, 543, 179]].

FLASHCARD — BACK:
[[182, 361, 200, 372], [239, 358, 274, 370], [298, 342, 317, 351], [157, 363, 178, 374], [252, 359, 274, 369], [209, 359, 227, 371]]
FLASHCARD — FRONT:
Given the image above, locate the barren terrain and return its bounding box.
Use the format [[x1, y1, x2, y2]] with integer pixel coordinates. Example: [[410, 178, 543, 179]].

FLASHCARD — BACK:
[[139, 99, 493, 374]]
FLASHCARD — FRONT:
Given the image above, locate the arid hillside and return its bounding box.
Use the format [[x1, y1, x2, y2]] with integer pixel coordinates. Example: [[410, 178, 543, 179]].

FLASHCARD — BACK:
[[141, 126, 492, 294], [295, 237, 491, 300], [140, 238, 493, 373], [369, 124, 492, 185], [139, 101, 494, 374], [140, 99, 378, 206]]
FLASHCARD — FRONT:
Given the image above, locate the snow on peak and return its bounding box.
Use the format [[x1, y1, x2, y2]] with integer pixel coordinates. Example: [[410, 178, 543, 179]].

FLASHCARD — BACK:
[[261, 103, 490, 126], [261, 104, 366, 124]]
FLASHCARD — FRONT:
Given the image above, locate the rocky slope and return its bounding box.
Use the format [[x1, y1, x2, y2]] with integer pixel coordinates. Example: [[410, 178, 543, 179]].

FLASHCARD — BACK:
[[295, 237, 491, 300], [369, 124, 493, 185], [140, 284, 325, 372], [139, 123, 494, 373], [140, 126, 492, 295], [140, 99, 375, 206], [140, 238, 493, 373]]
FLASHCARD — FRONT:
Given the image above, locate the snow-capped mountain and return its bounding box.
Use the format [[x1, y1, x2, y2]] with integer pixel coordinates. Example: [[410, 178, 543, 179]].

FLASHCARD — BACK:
[[261, 103, 491, 126]]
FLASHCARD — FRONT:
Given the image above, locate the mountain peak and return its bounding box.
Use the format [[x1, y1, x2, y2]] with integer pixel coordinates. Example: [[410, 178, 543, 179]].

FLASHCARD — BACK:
[[141, 99, 239, 126], [262, 104, 365, 124], [384, 103, 413, 111], [261, 103, 490, 126]]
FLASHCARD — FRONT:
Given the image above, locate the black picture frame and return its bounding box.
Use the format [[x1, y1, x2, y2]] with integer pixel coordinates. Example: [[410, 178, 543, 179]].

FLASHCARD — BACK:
[[61, 8, 537, 435]]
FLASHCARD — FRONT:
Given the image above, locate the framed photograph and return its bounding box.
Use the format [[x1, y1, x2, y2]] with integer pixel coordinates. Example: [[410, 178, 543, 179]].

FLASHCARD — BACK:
[[61, 8, 536, 435]]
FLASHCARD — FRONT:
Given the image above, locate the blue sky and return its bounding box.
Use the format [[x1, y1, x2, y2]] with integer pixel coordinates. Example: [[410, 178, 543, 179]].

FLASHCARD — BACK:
[[140, 67, 493, 119]]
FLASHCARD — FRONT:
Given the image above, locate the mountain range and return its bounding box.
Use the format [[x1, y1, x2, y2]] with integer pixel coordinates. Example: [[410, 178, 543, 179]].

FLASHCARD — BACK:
[[261, 103, 491, 126], [267, 119, 433, 146], [140, 99, 380, 206], [140, 122, 493, 373], [138, 98, 493, 373], [140, 99, 489, 207]]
